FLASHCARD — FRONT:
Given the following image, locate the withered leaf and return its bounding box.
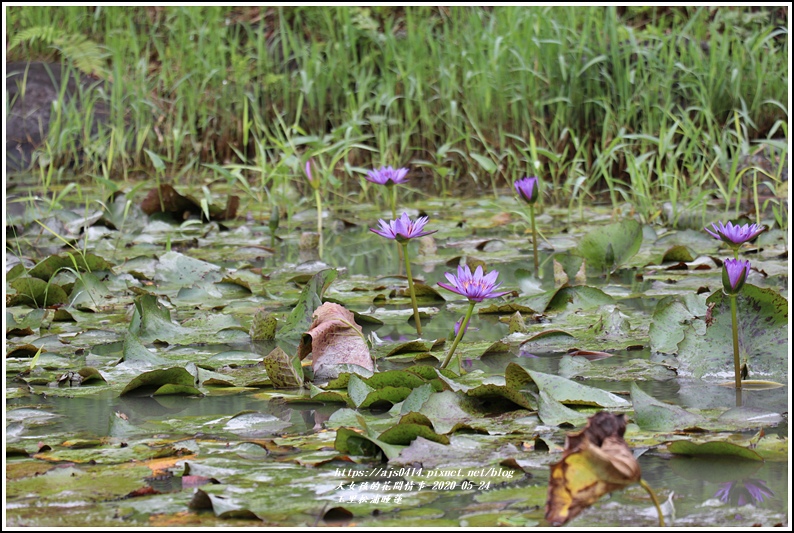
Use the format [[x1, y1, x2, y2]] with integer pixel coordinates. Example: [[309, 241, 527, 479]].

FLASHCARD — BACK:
[[545, 412, 641, 526], [298, 302, 373, 382], [262, 346, 304, 389]]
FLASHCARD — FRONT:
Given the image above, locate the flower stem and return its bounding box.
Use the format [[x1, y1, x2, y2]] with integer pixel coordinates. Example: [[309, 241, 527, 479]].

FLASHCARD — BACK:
[[638, 478, 665, 528], [530, 204, 539, 273], [440, 300, 476, 370], [730, 293, 741, 392], [392, 185, 404, 274], [402, 242, 422, 336], [314, 187, 323, 258]]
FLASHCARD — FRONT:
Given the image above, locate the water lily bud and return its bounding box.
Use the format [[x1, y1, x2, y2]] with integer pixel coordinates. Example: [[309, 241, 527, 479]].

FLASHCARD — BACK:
[[515, 176, 540, 205], [722, 258, 750, 295]]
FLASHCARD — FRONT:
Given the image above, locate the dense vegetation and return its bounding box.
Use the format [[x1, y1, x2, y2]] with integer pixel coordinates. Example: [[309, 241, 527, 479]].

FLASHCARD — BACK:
[[6, 6, 789, 223]]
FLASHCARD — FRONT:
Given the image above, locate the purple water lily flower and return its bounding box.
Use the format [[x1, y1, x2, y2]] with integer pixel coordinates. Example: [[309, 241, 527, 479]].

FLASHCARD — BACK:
[[366, 166, 409, 186], [515, 176, 540, 204], [715, 478, 775, 506], [370, 212, 437, 243], [438, 264, 510, 303], [706, 221, 765, 246], [722, 258, 751, 295]]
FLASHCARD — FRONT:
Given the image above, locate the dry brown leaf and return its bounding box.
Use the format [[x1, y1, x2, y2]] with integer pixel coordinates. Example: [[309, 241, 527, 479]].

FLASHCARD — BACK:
[[298, 302, 373, 381], [545, 412, 641, 526]]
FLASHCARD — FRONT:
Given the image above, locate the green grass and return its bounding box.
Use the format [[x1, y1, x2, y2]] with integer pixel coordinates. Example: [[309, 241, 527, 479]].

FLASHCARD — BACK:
[[5, 6, 789, 227]]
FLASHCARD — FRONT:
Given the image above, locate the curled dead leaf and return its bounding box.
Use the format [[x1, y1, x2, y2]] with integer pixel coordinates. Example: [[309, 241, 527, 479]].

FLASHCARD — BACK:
[[545, 411, 641, 526], [298, 302, 374, 382]]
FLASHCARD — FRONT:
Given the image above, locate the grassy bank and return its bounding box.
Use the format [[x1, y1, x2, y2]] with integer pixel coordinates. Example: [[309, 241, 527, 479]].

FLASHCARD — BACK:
[[5, 6, 789, 225]]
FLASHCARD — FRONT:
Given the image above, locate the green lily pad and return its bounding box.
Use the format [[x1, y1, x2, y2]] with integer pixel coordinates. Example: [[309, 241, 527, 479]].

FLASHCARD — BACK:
[[334, 427, 403, 460], [279, 268, 338, 340], [537, 390, 590, 427], [528, 369, 630, 408], [6, 309, 46, 336], [262, 346, 304, 388], [249, 309, 277, 340], [666, 440, 763, 461], [69, 273, 112, 311], [630, 382, 704, 430], [347, 374, 414, 409], [648, 293, 708, 354], [577, 219, 642, 274], [384, 339, 445, 357], [478, 302, 537, 314], [378, 423, 450, 445], [9, 277, 69, 307], [122, 331, 168, 366], [677, 285, 788, 381], [660, 245, 695, 263], [28, 252, 113, 281], [120, 367, 202, 396]]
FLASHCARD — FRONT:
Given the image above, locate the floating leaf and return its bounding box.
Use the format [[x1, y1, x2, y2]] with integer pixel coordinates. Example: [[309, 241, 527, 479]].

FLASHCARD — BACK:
[[188, 489, 258, 519], [577, 219, 642, 274], [630, 382, 704, 431], [279, 269, 338, 340], [141, 184, 238, 222], [385, 339, 445, 357], [8, 277, 69, 307], [378, 423, 450, 445], [69, 272, 111, 311], [660, 245, 694, 264], [538, 391, 589, 427], [648, 293, 708, 354], [528, 369, 630, 408], [390, 282, 446, 301], [334, 427, 403, 460], [6, 309, 46, 336], [262, 346, 303, 389], [666, 440, 763, 461], [520, 329, 578, 353], [478, 302, 537, 314], [545, 285, 615, 312], [249, 309, 277, 340], [28, 252, 113, 281], [297, 302, 373, 382], [120, 367, 202, 396], [676, 285, 788, 382]]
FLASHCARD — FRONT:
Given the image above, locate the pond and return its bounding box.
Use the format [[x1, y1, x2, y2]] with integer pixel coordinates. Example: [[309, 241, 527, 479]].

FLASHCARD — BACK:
[[5, 181, 790, 527]]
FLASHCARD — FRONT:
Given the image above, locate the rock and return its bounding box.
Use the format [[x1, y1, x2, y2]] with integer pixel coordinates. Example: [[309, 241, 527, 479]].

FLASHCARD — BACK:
[[5, 61, 111, 172]]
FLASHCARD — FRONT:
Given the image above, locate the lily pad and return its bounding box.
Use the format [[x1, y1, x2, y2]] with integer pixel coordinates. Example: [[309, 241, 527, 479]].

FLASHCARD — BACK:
[[666, 440, 763, 461], [8, 277, 69, 307], [528, 369, 630, 408], [577, 219, 642, 274], [630, 382, 704, 431], [120, 367, 202, 396], [677, 285, 788, 381]]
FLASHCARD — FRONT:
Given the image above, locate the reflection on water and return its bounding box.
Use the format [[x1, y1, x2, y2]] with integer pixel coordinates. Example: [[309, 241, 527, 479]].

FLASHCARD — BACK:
[[715, 478, 775, 507]]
